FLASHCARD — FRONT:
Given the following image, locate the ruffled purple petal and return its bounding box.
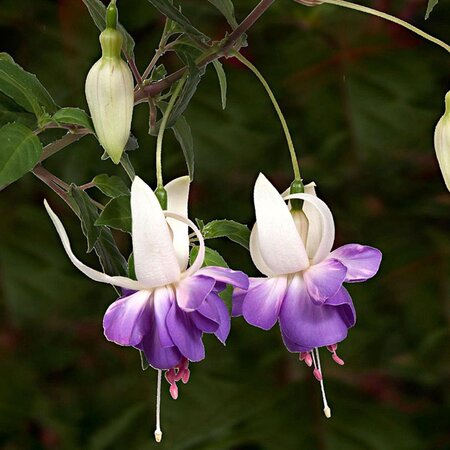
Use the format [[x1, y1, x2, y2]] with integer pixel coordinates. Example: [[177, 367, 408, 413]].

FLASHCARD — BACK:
[[200, 293, 231, 343], [175, 275, 215, 311], [190, 311, 220, 333], [196, 266, 249, 291], [138, 319, 183, 370], [303, 258, 347, 304], [325, 286, 356, 328], [232, 287, 246, 317], [242, 276, 288, 330], [103, 290, 151, 347], [329, 244, 382, 283], [280, 329, 311, 353], [279, 275, 349, 350], [166, 302, 205, 362]]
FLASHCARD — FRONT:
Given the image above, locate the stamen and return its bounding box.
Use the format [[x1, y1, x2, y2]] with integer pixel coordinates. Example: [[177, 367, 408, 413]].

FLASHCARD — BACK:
[[327, 344, 345, 366], [314, 348, 331, 419], [169, 383, 179, 400], [300, 351, 313, 367], [154, 370, 163, 443]]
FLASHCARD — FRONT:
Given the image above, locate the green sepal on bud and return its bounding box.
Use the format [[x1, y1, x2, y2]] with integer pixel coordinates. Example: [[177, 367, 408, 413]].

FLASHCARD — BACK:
[[85, 0, 134, 165], [155, 186, 168, 210], [289, 178, 304, 211], [434, 91, 450, 191]]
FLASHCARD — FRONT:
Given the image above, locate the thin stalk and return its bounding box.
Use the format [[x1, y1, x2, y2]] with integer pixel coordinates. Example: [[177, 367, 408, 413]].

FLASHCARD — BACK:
[[321, 0, 450, 53], [232, 51, 302, 181], [156, 75, 187, 188]]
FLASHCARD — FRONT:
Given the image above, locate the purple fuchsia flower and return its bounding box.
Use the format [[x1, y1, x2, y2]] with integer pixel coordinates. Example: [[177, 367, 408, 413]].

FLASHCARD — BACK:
[[233, 174, 381, 417], [44, 176, 248, 442]]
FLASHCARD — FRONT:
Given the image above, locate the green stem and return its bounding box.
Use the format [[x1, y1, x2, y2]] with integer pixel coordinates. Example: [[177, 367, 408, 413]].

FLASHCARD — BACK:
[[232, 51, 302, 181], [322, 0, 450, 53], [156, 75, 187, 188]]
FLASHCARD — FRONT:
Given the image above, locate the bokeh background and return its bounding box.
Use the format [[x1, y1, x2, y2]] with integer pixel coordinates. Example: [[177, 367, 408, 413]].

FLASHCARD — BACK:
[[0, 0, 449, 449]]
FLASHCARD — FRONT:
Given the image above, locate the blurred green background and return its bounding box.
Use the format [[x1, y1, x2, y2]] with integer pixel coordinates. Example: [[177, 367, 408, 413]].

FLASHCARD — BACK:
[[0, 0, 449, 449]]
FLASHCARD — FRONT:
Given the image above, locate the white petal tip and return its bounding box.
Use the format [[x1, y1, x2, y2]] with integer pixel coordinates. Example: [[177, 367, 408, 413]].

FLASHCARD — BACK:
[[154, 430, 162, 443], [324, 406, 331, 418]]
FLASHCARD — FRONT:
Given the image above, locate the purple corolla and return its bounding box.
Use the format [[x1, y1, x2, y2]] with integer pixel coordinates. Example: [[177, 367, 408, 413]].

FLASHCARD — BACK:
[[233, 174, 381, 416], [45, 176, 248, 441]]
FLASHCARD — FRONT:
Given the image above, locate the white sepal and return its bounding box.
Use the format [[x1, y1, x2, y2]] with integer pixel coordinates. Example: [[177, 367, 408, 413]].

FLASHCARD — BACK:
[[44, 200, 145, 291], [434, 91, 450, 191], [131, 177, 181, 288], [252, 174, 309, 276], [165, 176, 190, 271]]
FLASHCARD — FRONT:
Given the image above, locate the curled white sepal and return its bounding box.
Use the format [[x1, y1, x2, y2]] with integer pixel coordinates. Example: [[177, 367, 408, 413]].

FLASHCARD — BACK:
[[44, 200, 145, 291]]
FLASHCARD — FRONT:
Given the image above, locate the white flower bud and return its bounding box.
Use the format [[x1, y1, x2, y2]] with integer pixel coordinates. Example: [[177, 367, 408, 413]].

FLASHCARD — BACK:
[[85, 26, 134, 164], [434, 91, 450, 191]]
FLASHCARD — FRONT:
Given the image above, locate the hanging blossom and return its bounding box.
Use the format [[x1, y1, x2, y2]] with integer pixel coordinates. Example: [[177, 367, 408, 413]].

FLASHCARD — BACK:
[[233, 174, 381, 417], [45, 176, 248, 442]]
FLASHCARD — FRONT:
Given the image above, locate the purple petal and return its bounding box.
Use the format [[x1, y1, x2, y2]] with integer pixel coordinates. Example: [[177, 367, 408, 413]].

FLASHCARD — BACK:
[[190, 311, 219, 333], [196, 266, 249, 290], [103, 290, 151, 347], [280, 329, 311, 353], [167, 302, 205, 362], [153, 286, 174, 347], [242, 276, 288, 330], [200, 293, 231, 343], [279, 275, 349, 350], [175, 275, 215, 311], [325, 287, 356, 328], [138, 321, 183, 370], [329, 244, 382, 283], [303, 258, 346, 304], [232, 287, 246, 317]]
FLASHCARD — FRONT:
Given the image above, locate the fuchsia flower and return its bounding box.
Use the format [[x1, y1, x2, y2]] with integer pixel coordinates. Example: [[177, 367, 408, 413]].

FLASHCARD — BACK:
[[233, 174, 381, 416], [45, 176, 248, 441]]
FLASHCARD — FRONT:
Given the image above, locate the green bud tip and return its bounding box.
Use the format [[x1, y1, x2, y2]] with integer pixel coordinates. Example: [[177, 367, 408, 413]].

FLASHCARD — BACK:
[[155, 187, 168, 210], [290, 178, 304, 211], [444, 91, 450, 114], [106, 1, 118, 29]]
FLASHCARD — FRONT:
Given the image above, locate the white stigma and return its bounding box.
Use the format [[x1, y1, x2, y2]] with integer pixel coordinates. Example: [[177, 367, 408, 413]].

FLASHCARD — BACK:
[[312, 348, 332, 419], [154, 369, 163, 443]]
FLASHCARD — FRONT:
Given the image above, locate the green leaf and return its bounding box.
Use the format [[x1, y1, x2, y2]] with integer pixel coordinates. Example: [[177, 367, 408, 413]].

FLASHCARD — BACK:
[[52, 107, 94, 131], [425, 0, 439, 18], [82, 0, 135, 58], [95, 195, 131, 233], [173, 115, 195, 180], [145, 0, 209, 42], [202, 219, 250, 249], [212, 60, 227, 109], [0, 92, 36, 128], [0, 54, 57, 120], [0, 123, 42, 185], [190, 245, 229, 268], [92, 174, 130, 198], [208, 0, 238, 28], [94, 228, 128, 276], [69, 186, 101, 253]]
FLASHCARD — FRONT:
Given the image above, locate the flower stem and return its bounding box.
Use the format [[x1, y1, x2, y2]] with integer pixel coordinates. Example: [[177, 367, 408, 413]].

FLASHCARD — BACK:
[[156, 75, 187, 188], [321, 0, 450, 53], [232, 50, 302, 181]]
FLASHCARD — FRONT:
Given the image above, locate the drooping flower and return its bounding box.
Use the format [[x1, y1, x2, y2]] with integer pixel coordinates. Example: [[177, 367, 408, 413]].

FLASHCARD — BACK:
[[233, 173, 381, 416], [434, 90, 450, 191], [85, 2, 134, 164], [45, 175, 248, 441]]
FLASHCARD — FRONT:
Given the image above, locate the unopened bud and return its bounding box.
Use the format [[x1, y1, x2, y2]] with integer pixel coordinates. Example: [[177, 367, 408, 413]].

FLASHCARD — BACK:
[[85, 2, 134, 164], [434, 91, 450, 191]]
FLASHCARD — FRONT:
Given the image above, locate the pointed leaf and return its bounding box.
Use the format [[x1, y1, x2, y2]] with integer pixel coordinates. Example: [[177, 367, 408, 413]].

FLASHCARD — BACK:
[[425, 0, 439, 19], [69, 185, 101, 253], [52, 107, 94, 131], [92, 174, 130, 198], [212, 60, 227, 109], [202, 219, 250, 249], [208, 0, 238, 28], [95, 195, 131, 233], [0, 123, 42, 185], [173, 115, 195, 180], [0, 54, 57, 119], [0, 92, 36, 128]]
